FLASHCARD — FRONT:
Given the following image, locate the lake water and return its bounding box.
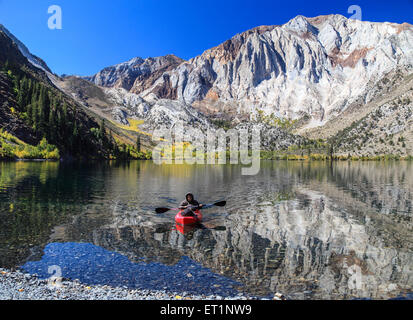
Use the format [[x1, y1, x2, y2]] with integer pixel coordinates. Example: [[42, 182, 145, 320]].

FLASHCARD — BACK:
[[0, 160, 412, 299]]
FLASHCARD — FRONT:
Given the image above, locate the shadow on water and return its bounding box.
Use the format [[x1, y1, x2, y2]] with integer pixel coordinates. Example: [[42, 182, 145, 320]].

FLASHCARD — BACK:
[[0, 160, 412, 299], [20, 242, 242, 296]]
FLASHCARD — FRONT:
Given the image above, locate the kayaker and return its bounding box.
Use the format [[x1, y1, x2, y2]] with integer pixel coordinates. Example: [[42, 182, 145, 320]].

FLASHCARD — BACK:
[[179, 193, 203, 217]]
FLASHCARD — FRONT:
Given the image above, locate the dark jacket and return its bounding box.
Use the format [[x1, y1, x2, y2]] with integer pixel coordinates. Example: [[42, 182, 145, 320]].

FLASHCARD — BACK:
[[179, 199, 200, 210], [179, 193, 200, 210]]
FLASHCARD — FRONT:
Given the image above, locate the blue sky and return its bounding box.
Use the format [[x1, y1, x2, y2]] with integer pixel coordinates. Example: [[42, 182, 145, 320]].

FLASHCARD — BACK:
[[0, 0, 412, 76]]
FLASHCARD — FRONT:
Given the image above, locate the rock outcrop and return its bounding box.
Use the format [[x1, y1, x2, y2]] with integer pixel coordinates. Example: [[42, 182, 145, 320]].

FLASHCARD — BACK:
[[81, 15, 413, 153], [101, 15, 410, 128], [84, 55, 184, 94]]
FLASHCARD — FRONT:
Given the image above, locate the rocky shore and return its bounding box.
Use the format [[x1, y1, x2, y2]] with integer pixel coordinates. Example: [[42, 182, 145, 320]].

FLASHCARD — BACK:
[[0, 268, 281, 301]]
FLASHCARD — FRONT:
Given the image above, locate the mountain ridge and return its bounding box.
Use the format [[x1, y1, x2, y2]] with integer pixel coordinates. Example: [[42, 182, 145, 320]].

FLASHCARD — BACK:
[[0, 24, 52, 74], [0, 25, 149, 160], [82, 14, 413, 125], [2, 14, 413, 157]]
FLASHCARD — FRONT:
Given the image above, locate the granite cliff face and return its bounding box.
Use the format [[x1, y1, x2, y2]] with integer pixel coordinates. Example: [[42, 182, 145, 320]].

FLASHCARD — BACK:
[[84, 55, 184, 95], [3, 15, 413, 154], [104, 15, 412, 127], [78, 14, 413, 155]]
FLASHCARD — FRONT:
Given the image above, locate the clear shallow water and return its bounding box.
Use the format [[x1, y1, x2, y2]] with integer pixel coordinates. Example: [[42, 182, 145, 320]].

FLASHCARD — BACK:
[[21, 242, 242, 296], [0, 161, 412, 299]]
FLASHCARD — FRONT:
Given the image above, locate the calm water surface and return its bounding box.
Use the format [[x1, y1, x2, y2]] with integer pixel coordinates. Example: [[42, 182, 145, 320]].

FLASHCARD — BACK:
[[0, 161, 412, 299]]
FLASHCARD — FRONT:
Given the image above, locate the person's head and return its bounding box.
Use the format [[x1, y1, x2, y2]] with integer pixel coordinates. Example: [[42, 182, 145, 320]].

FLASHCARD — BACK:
[[186, 193, 194, 202]]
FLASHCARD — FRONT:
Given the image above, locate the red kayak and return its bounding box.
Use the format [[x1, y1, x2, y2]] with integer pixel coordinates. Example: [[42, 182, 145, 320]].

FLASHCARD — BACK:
[[175, 210, 203, 225], [175, 223, 197, 235]]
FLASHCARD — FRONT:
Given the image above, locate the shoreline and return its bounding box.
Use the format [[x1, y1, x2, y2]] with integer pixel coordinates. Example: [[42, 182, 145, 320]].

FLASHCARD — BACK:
[[0, 268, 277, 301], [1, 157, 413, 163]]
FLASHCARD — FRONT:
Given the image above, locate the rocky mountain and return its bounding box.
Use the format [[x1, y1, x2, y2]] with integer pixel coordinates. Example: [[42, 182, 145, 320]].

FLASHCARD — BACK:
[[2, 14, 413, 156], [0, 24, 51, 74], [105, 15, 412, 126], [76, 14, 413, 155], [331, 73, 413, 156], [83, 55, 184, 94]]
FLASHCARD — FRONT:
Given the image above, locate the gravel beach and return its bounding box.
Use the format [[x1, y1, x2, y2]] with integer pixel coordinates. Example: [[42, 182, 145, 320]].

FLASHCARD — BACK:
[[0, 268, 276, 301]]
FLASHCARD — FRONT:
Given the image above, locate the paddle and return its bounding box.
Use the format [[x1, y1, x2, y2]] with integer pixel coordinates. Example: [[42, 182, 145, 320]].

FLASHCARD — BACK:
[[203, 225, 226, 231], [155, 200, 226, 214], [155, 224, 227, 234]]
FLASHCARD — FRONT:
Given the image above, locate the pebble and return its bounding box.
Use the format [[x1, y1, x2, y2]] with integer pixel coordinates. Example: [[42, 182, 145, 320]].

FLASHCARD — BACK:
[[0, 268, 272, 301]]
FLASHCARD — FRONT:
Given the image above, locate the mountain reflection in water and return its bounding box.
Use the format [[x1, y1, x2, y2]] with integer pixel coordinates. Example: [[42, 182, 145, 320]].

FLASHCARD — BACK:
[[0, 161, 412, 299]]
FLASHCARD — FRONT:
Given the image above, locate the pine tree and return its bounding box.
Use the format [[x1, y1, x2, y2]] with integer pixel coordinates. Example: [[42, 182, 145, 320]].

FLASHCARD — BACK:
[[98, 119, 107, 150], [27, 102, 33, 126], [99, 119, 106, 140], [27, 78, 33, 102], [31, 101, 38, 130], [48, 106, 57, 143], [38, 90, 45, 134], [60, 102, 68, 140], [16, 77, 26, 110], [136, 135, 141, 153], [37, 86, 51, 135], [3, 59, 10, 72], [109, 129, 115, 149], [72, 121, 79, 154]]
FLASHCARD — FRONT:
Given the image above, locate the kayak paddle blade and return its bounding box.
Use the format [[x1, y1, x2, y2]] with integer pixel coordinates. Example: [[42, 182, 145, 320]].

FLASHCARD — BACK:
[[155, 207, 171, 214], [202, 201, 227, 210], [213, 201, 226, 207]]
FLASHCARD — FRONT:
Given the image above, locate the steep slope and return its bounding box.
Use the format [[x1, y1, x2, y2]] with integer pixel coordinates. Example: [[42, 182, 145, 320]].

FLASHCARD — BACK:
[[84, 55, 185, 94], [0, 24, 51, 74], [0, 71, 38, 145], [59, 55, 217, 142], [0, 26, 50, 146], [57, 75, 215, 142], [0, 25, 132, 159], [305, 70, 413, 157]]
